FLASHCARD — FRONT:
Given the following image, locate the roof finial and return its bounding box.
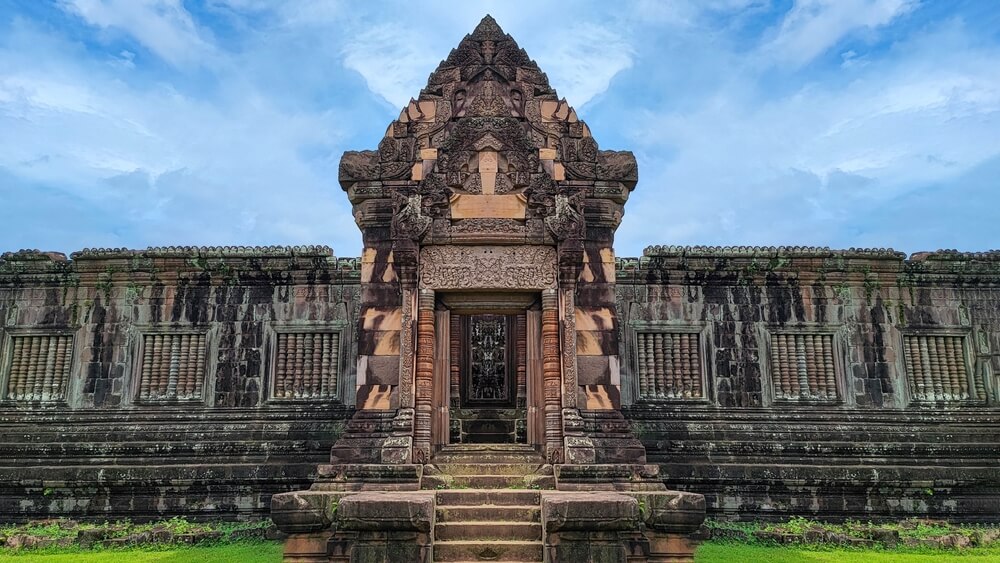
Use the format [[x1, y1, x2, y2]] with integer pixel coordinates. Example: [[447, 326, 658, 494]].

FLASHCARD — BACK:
[[471, 14, 505, 41]]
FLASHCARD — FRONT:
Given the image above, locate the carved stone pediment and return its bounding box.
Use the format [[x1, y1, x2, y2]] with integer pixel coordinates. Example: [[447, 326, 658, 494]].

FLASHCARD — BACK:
[[419, 245, 557, 290], [337, 15, 638, 239]]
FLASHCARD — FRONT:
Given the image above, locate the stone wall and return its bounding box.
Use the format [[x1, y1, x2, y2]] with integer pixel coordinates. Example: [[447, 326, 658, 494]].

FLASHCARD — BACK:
[[617, 246, 1000, 521], [0, 247, 360, 521], [2, 244, 999, 522]]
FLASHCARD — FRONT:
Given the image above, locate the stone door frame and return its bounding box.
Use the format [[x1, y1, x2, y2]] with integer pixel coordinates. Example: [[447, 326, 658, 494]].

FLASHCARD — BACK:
[[408, 245, 566, 463]]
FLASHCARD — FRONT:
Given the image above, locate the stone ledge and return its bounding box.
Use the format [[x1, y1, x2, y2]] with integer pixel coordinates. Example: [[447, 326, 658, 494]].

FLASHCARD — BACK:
[[311, 464, 422, 491], [629, 491, 706, 534], [270, 490, 347, 534], [337, 491, 435, 532], [542, 491, 640, 532], [641, 246, 904, 259], [554, 464, 666, 491], [70, 245, 335, 260]]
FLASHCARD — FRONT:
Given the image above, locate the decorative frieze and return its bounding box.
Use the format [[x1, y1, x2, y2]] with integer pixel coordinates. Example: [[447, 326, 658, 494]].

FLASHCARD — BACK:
[[419, 246, 557, 290], [3, 334, 73, 402], [138, 333, 206, 402], [768, 333, 839, 402], [903, 334, 980, 402], [636, 332, 703, 400], [273, 332, 340, 400]]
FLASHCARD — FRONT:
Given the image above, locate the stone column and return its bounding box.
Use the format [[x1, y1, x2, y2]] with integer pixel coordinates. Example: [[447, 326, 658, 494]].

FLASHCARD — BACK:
[[560, 286, 578, 409], [412, 288, 435, 463], [542, 289, 564, 462], [432, 309, 450, 447], [526, 309, 544, 447]]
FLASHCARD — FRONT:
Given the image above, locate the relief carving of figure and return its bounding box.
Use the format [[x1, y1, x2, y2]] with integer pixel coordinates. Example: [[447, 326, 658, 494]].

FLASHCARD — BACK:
[[391, 194, 432, 242], [545, 194, 585, 241]]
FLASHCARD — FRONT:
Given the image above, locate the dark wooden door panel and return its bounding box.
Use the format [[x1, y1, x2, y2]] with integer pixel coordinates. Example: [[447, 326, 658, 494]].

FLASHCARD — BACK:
[[461, 314, 515, 407]]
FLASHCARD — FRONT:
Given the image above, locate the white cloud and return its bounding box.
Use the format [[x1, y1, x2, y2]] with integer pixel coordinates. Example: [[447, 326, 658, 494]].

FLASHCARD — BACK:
[[617, 20, 1000, 253], [3, 0, 998, 257], [58, 0, 215, 67], [0, 19, 358, 254], [763, 0, 918, 66], [341, 23, 440, 109], [632, 0, 768, 26], [534, 23, 634, 108]]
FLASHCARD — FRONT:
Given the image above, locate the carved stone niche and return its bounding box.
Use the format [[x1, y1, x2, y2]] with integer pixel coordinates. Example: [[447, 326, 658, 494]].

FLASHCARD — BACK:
[[418, 245, 557, 290]]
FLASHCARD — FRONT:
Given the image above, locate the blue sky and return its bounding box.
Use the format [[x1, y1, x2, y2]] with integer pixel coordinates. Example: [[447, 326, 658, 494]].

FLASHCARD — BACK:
[[1, 0, 998, 258]]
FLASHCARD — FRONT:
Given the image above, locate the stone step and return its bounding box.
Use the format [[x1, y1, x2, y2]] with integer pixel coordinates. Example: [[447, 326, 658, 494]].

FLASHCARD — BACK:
[[458, 433, 517, 444], [431, 444, 545, 463], [434, 453, 545, 464], [434, 521, 542, 541], [436, 505, 541, 523], [431, 463, 549, 476], [434, 447, 538, 453], [448, 474, 529, 489], [436, 489, 542, 506], [433, 540, 543, 562]]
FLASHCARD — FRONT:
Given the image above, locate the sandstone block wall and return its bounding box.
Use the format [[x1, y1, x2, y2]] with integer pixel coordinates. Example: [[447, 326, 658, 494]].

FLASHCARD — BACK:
[[617, 246, 1000, 521], [0, 247, 359, 521], [2, 244, 998, 522]]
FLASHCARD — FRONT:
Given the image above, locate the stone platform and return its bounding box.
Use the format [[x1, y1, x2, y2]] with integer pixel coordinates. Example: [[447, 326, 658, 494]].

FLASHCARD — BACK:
[[273, 470, 705, 562], [272, 444, 706, 562]]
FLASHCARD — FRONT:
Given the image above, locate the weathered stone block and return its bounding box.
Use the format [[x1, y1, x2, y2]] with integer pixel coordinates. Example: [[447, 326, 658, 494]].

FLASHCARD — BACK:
[[335, 492, 434, 563], [577, 356, 611, 385], [270, 490, 343, 533], [542, 491, 639, 563]]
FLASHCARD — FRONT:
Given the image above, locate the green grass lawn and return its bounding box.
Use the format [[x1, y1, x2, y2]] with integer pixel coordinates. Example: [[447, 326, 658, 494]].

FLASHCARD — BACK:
[[696, 543, 1000, 562], [0, 542, 284, 563]]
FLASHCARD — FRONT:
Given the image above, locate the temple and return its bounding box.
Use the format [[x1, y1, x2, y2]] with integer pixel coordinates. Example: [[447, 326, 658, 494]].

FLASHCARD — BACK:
[[1, 15, 998, 563]]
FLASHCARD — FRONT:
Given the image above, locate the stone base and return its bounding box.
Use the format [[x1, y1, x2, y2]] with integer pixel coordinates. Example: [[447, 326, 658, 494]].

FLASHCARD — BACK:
[[541, 490, 705, 563], [328, 410, 415, 465], [311, 464, 422, 491], [645, 532, 700, 563], [555, 464, 668, 491], [281, 531, 336, 563], [563, 409, 650, 465]]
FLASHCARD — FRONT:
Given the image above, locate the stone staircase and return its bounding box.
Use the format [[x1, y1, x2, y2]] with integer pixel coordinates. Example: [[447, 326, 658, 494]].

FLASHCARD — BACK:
[[434, 489, 543, 562], [426, 445, 550, 562], [423, 444, 554, 490]]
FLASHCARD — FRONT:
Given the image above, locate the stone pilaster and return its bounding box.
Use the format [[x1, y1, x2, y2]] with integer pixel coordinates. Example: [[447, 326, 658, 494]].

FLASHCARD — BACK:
[[412, 289, 435, 463], [542, 288, 564, 463]]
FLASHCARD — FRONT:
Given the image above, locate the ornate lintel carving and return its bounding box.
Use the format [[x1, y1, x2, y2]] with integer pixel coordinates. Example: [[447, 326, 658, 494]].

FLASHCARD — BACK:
[[419, 245, 557, 290]]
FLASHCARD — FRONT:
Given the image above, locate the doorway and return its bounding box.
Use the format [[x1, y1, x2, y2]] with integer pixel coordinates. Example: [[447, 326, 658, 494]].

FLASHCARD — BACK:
[[451, 313, 526, 444]]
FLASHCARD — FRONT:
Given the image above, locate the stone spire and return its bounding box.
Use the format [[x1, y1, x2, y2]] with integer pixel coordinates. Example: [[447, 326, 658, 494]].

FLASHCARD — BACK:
[[339, 14, 638, 245]]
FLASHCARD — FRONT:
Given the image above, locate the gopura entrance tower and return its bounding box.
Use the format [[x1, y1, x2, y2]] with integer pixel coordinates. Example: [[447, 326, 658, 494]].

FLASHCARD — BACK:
[[271, 16, 706, 563], [335, 15, 641, 466]]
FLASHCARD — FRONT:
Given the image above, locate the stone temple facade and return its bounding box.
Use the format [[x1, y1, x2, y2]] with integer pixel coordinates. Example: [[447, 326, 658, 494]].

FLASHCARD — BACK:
[[1, 16, 999, 559]]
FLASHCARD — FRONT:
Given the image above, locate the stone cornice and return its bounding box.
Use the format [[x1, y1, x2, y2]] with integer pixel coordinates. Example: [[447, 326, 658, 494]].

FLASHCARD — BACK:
[[642, 245, 905, 259]]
